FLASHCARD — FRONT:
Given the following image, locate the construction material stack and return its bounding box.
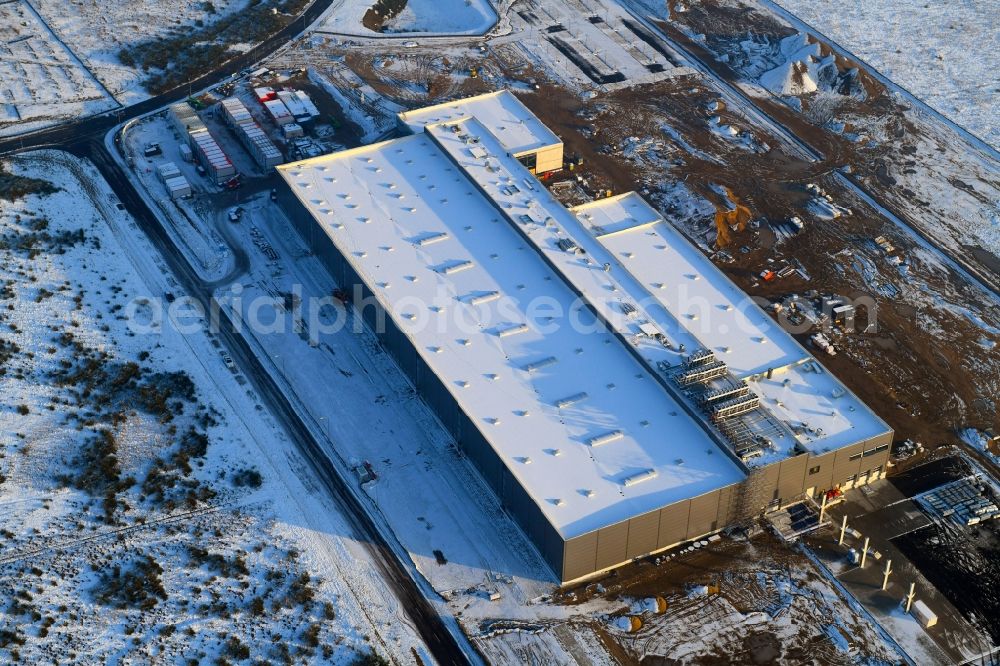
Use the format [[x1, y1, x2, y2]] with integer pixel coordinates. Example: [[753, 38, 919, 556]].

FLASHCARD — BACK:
[[155, 161, 191, 200], [168, 103, 235, 185], [220, 97, 283, 170]]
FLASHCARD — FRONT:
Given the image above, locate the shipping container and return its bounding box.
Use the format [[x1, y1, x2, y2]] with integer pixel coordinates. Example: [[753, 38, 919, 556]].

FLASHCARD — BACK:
[[235, 119, 283, 169], [254, 86, 277, 102], [277, 90, 311, 123], [295, 90, 320, 120], [164, 175, 192, 200], [156, 161, 181, 182], [282, 123, 304, 139]]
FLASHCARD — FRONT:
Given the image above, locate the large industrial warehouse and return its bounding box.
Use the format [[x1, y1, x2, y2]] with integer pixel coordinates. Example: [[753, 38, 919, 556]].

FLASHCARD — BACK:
[[275, 90, 893, 583]]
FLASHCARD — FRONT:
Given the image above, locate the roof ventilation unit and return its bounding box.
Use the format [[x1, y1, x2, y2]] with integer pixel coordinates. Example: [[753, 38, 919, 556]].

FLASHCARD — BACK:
[[415, 231, 449, 246], [687, 349, 716, 367], [438, 260, 474, 275], [699, 383, 750, 406], [555, 392, 589, 409], [521, 356, 557, 373], [711, 393, 761, 421], [674, 360, 728, 386], [586, 430, 624, 447], [497, 323, 530, 338], [622, 469, 658, 487], [467, 291, 500, 307]]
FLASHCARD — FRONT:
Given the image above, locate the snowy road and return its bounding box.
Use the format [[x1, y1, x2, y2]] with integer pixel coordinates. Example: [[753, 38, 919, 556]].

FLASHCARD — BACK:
[[84, 139, 478, 665]]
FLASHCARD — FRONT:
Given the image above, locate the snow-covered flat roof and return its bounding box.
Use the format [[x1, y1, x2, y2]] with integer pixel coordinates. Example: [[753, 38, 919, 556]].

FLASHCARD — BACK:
[[422, 114, 889, 463], [747, 360, 890, 455], [397, 90, 561, 156], [572, 194, 891, 454], [583, 196, 806, 379], [277, 134, 743, 539]]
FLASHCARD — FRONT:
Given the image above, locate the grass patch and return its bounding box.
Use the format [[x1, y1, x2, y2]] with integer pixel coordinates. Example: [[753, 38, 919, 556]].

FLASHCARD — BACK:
[[119, 0, 311, 95], [0, 169, 57, 202], [92, 554, 167, 611]]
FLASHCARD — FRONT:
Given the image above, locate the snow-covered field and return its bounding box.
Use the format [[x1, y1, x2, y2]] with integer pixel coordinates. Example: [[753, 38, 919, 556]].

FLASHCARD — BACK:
[[28, 0, 248, 106], [0, 152, 426, 663], [0, 0, 118, 137], [769, 0, 1000, 152], [319, 0, 498, 36]]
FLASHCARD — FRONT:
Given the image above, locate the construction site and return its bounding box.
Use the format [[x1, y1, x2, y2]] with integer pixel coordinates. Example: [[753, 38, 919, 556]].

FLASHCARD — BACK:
[[275, 90, 892, 583], [253, 0, 1000, 659], [91, 0, 1000, 660]]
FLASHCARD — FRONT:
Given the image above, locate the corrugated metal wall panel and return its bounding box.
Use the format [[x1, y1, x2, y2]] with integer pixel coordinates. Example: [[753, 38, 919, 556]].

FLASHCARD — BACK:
[[543, 521, 564, 577], [625, 510, 660, 560], [715, 483, 736, 527], [563, 532, 598, 582], [460, 412, 502, 495], [860, 432, 892, 480], [503, 468, 543, 547], [759, 464, 781, 504], [657, 501, 690, 549], [832, 442, 864, 486], [804, 451, 836, 493], [594, 521, 629, 571], [532, 144, 564, 174], [777, 454, 808, 501], [686, 490, 721, 538]]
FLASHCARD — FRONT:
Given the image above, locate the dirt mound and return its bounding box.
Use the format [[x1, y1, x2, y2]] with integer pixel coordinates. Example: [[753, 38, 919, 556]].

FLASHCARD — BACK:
[[363, 0, 408, 32], [713, 187, 753, 247]]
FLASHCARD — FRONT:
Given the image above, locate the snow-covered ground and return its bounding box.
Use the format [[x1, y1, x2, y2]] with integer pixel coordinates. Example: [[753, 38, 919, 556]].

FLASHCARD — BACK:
[[1, 0, 306, 137], [769, 0, 1000, 152], [318, 0, 498, 36], [29, 0, 251, 106], [0, 152, 427, 663], [0, 0, 118, 138]]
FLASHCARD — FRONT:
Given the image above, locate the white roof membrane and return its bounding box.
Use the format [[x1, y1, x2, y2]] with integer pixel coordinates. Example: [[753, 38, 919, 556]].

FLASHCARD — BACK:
[[277, 135, 743, 538], [397, 90, 561, 156]]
